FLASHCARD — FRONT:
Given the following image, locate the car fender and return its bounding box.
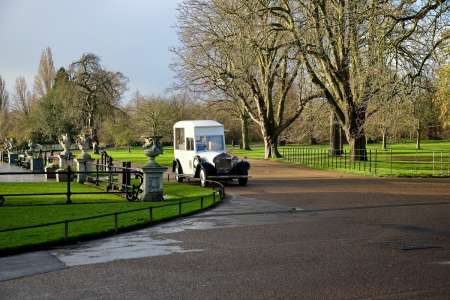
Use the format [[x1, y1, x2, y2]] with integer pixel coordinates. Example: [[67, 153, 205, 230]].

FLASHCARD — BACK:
[[194, 159, 216, 178], [173, 159, 183, 173]]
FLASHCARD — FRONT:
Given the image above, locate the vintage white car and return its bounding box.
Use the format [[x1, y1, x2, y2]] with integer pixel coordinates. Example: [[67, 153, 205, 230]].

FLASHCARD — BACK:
[[172, 120, 250, 186]]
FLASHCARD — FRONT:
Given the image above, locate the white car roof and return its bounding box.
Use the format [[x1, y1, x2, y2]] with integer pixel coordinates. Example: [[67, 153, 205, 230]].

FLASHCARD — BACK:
[[174, 120, 223, 128]]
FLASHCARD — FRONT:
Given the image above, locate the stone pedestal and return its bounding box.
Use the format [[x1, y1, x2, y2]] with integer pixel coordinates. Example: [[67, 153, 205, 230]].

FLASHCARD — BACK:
[[58, 154, 69, 169], [30, 158, 44, 172], [8, 153, 18, 164], [56, 169, 70, 182], [141, 165, 167, 202], [75, 158, 93, 183], [45, 165, 57, 179]]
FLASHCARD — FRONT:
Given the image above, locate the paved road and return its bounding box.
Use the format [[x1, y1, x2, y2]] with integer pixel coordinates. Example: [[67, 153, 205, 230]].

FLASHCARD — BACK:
[[1, 159, 450, 299]]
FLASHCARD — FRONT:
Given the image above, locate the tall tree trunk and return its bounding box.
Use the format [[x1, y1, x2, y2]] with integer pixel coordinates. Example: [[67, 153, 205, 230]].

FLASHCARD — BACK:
[[346, 122, 367, 161], [416, 129, 421, 150], [329, 112, 343, 156], [381, 127, 387, 150], [263, 134, 280, 159], [240, 113, 251, 151], [348, 134, 367, 161]]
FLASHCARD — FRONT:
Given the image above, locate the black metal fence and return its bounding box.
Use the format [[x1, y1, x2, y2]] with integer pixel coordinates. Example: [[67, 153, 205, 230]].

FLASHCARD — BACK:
[[0, 160, 143, 206], [281, 147, 450, 177], [0, 186, 224, 246]]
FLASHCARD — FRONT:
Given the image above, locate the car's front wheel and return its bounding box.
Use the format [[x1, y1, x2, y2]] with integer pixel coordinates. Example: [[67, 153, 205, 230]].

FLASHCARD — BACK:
[[175, 163, 184, 183], [238, 178, 248, 186], [199, 169, 207, 187]]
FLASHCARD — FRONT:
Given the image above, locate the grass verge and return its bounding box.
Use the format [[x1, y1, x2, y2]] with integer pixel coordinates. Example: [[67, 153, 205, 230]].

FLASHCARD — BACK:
[[0, 181, 217, 254]]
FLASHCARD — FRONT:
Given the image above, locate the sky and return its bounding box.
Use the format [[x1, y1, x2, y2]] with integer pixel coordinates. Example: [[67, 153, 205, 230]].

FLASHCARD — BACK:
[[0, 0, 182, 101]]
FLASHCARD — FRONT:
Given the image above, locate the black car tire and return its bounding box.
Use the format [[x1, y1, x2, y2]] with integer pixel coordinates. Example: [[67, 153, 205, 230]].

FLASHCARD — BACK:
[[238, 178, 248, 186], [175, 163, 184, 183]]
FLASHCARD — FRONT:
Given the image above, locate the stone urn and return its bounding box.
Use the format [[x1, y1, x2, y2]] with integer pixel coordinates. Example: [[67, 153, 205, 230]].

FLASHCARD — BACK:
[[58, 134, 72, 158], [76, 133, 91, 160], [141, 136, 167, 202], [143, 136, 163, 167], [5, 138, 15, 154], [26, 139, 38, 158]]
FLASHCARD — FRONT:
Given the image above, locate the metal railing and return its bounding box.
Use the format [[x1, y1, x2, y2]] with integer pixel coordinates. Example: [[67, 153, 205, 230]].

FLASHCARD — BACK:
[[0, 164, 144, 205], [281, 147, 450, 177], [0, 187, 224, 247]]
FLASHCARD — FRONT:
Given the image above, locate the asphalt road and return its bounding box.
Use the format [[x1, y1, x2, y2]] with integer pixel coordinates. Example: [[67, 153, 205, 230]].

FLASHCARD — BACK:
[[1, 159, 450, 299]]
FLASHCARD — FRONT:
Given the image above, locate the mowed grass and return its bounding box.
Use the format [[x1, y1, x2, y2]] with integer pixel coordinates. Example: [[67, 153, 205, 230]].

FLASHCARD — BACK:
[[92, 140, 450, 177], [89, 147, 175, 166], [233, 140, 450, 177], [0, 182, 216, 252]]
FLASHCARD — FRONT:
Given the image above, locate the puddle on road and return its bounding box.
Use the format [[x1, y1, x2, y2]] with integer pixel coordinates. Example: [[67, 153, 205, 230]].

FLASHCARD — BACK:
[[53, 232, 203, 266]]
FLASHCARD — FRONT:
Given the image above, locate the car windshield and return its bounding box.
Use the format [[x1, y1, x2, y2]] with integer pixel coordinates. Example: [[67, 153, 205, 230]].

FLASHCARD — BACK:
[[195, 135, 224, 152]]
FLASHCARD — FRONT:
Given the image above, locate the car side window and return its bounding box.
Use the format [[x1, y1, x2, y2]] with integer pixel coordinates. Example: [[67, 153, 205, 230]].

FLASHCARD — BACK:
[[186, 138, 194, 151], [175, 128, 185, 150]]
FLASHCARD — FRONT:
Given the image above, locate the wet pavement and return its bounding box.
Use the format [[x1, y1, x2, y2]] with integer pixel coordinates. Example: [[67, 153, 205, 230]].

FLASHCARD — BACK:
[[0, 162, 45, 182]]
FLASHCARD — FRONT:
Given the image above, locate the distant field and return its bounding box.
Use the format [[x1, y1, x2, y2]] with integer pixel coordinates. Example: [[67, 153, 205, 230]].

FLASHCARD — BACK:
[[95, 140, 450, 177], [90, 147, 174, 166], [239, 141, 450, 177]]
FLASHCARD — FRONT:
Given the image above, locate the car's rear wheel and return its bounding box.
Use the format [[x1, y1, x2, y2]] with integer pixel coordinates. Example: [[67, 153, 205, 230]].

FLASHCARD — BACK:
[[175, 163, 184, 183], [200, 169, 207, 187], [238, 178, 248, 186]]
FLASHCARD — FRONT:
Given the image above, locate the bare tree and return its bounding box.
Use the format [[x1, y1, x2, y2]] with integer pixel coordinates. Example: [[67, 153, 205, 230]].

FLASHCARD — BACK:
[[174, 0, 322, 158], [0, 76, 8, 113], [13, 76, 32, 115], [266, 0, 449, 160], [70, 53, 127, 152], [33, 47, 56, 98], [208, 98, 252, 150], [0, 76, 9, 139]]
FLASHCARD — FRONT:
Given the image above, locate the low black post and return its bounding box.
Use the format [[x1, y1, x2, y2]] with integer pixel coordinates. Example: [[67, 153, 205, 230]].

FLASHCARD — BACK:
[[83, 160, 87, 183], [369, 150, 372, 173], [213, 192, 216, 203], [344, 150, 347, 170], [201, 196, 204, 209], [375, 150, 378, 175], [96, 160, 99, 186], [66, 166, 72, 204], [178, 200, 182, 215]]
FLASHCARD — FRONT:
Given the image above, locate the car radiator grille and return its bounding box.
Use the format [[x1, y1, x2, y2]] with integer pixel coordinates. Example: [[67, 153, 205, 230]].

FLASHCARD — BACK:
[[216, 159, 232, 173]]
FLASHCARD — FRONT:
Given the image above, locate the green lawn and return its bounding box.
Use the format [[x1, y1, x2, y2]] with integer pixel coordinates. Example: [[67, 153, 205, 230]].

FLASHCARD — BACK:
[[89, 147, 175, 166], [231, 140, 450, 177], [0, 182, 217, 252], [92, 140, 450, 177]]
